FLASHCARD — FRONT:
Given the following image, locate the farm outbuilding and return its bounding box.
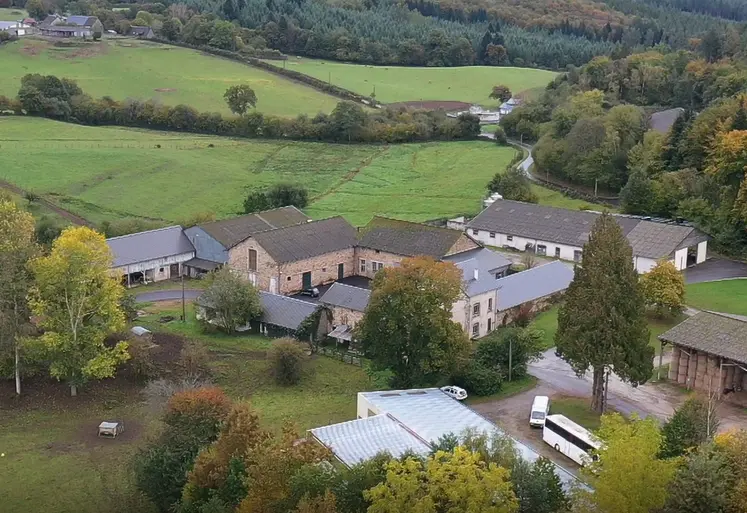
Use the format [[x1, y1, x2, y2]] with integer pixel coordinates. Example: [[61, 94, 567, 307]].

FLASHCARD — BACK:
[[659, 311, 747, 405], [107, 225, 195, 287]]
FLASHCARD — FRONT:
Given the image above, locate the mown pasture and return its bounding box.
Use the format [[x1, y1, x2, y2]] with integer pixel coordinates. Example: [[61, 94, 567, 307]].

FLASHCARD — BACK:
[[269, 57, 558, 105], [0, 117, 597, 226], [0, 38, 340, 117]]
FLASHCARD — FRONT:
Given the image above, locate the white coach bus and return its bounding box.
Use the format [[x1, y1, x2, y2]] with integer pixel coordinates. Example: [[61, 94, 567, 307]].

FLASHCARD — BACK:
[[543, 414, 602, 466]]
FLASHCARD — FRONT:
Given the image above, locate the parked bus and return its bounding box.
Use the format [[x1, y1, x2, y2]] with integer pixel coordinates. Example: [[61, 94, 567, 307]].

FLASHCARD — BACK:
[[543, 414, 602, 466]]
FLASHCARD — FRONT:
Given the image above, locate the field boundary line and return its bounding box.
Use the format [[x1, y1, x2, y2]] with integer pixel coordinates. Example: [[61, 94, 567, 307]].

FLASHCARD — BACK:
[[0, 180, 94, 227], [309, 145, 390, 203]]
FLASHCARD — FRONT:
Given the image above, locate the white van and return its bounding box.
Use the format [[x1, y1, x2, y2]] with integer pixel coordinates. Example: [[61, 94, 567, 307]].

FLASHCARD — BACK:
[[529, 395, 550, 427]]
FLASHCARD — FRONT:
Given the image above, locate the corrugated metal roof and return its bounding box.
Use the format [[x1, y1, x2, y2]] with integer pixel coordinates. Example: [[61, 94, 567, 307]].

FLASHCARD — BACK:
[[649, 108, 684, 134], [625, 221, 695, 259], [254, 216, 357, 264], [495, 261, 573, 311], [259, 292, 317, 331], [198, 206, 310, 249], [358, 216, 475, 258], [310, 414, 431, 466], [354, 388, 580, 486], [320, 283, 371, 312], [67, 15, 97, 26], [443, 248, 512, 297], [107, 226, 194, 268], [659, 311, 747, 364]]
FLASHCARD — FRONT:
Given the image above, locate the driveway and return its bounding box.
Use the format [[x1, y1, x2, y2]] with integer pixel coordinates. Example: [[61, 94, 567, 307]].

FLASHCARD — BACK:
[[684, 257, 747, 284], [135, 289, 202, 303]]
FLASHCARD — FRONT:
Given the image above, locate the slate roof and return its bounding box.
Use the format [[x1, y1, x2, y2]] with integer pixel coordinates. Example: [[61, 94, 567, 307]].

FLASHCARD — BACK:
[[67, 15, 97, 26], [107, 226, 194, 268], [443, 248, 513, 297], [495, 261, 574, 311], [659, 311, 747, 364], [467, 200, 706, 260], [320, 283, 371, 312], [259, 292, 317, 331], [198, 291, 316, 331], [130, 25, 153, 36], [197, 206, 310, 249], [649, 108, 685, 134], [254, 216, 357, 264], [310, 414, 431, 466], [358, 216, 475, 258]]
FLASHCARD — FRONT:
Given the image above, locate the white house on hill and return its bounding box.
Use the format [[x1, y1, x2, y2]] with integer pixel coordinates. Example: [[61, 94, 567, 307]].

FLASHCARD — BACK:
[[462, 199, 709, 273]]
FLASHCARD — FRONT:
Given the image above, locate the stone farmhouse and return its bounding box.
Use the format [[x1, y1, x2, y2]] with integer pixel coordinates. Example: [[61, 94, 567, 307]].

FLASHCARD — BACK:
[[457, 199, 709, 273], [108, 208, 574, 338]]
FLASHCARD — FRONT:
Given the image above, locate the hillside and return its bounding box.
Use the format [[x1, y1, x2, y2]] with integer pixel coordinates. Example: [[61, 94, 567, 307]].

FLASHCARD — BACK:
[[0, 39, 340, 117], [0, 118, 595, 226], [269, 59, 557, 105]]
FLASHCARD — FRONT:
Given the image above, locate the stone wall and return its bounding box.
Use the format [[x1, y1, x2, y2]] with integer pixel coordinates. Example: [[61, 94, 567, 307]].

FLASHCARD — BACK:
[[354, 247, 406, 279]]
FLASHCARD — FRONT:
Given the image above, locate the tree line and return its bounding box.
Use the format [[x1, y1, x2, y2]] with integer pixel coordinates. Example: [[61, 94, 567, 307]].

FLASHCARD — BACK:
[[1, 74, 481, 143]]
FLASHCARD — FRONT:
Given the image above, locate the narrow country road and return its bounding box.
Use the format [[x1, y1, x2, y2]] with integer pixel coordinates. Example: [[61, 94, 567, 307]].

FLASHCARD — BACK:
[[135, 289, 202, 303]]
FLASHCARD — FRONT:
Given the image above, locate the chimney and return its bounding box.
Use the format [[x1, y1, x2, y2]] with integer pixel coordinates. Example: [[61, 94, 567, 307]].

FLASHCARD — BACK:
[[473, 268, 479, 281]]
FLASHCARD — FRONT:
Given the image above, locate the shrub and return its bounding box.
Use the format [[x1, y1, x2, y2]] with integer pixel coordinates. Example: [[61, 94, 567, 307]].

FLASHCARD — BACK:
[[494, 125, 508, 145], [453, 360, 502, 396], [127, 334, 157, 381], [271, 338, 306, 385], [164, 386, 231, 436], [179, 340, 211, 378]]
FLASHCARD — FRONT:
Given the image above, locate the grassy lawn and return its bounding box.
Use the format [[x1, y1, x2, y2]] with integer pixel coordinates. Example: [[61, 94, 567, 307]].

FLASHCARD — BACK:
[[0, 7, 27, 20], [2, 117, 582, 226], [686, 279, 747, 316], [530, 185, 611, 211], [550, 397, 602, 431], [0, 302, 373, 512], [529, 306, 560, 350], [529, 305, 684, 353], [268, 58, 557, 105], [467, 375, 538, 405], [0, 38, 339, 117]]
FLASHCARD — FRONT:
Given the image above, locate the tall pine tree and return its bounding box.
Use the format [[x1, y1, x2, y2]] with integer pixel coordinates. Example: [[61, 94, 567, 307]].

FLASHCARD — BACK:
[[555, 213, 651, 412]]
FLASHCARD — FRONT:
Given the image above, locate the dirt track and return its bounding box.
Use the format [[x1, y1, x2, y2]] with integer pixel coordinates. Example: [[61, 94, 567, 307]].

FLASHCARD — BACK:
[[0, 180, 93, 227]]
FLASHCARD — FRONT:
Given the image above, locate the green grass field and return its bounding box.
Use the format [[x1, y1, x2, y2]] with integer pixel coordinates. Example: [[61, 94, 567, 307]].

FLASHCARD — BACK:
[[550, 397, 603, 430], [0, 7, 27, 20], [529, 304, 684, 353], [1, 117, 585, 226], [685, 279, 747, 316], [0, 39, 340, 117], [270, 58, 558, 105], [0, 302, 372, 513]]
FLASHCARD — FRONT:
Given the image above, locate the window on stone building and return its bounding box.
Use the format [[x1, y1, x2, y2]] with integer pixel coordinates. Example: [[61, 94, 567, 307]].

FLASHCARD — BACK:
[[537, 244, 547, 256], [473, 303, 480, 316], [472, 323, 480, 337], [248, 249, 258, 271], [360, 259, 366, 273], [507, 235, 513, 241], [488, 298, 493, 311]]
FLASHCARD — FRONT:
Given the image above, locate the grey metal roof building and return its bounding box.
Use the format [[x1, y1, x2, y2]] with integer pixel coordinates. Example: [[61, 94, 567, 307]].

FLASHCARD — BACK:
[[358, 216, 476, 258], [467, 200, 707, 261], [495, 261, 574, 311], [310, 388, 580, 487], [319, 282, 372, 312], [310, 413, 431, 465], [254, 216, 357, 264], [107, 225, 194, 269], [659, 311, 747, 365], [259, 292, 317, 331], [443, 248, 513, 296], [197, 291, 317, 331]]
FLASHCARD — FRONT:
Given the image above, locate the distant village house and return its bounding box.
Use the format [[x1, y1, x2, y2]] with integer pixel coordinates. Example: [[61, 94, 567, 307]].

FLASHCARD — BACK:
[[39, 15, 103, 38]]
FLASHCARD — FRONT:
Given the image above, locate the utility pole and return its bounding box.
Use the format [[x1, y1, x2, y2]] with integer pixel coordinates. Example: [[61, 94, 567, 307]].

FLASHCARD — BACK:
[[181, 273, 186, 323], [508, 336, 513, 382]]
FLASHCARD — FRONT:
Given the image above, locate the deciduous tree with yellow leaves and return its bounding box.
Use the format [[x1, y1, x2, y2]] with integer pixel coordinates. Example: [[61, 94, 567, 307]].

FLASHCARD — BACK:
[[639, 260, 686, 317], [364, 447, 518, 513], [29, 226, 128, 396]]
